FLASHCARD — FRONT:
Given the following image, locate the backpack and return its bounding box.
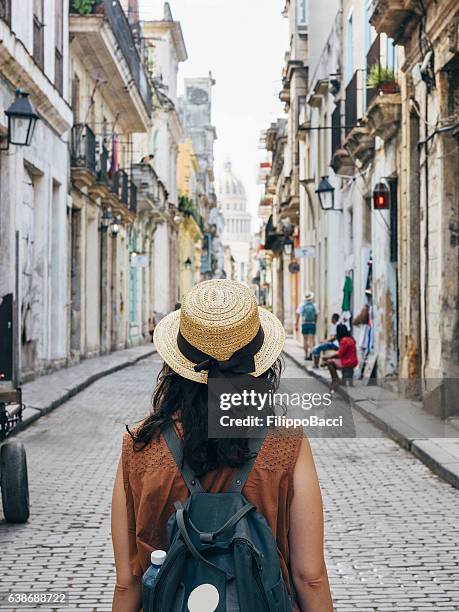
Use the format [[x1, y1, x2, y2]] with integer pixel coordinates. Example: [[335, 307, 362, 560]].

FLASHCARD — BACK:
[[142, 425, 294, 612], [301, 301, 317, 324]]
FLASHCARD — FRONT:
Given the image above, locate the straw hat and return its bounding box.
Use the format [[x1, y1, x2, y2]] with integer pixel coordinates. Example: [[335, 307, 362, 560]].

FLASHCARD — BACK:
[[304, 291, 314, 301], [153, 279, 285, 384]]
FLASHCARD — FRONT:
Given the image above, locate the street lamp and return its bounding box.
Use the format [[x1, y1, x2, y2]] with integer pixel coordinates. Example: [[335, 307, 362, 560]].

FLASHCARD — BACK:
[[315, 176, 338, 211], [100, 207, 112, 230], [184, 257, 192, 270], [1, 90, 39, 150], [111, 216, 121, 237]]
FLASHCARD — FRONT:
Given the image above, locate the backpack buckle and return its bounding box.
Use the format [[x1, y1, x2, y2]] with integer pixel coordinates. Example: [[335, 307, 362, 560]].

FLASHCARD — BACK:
[[200, 532, 215, 544]]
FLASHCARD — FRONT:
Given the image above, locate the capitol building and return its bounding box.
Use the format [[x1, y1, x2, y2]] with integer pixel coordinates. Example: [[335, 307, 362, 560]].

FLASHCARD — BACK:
[[218, 161, 252, 283]]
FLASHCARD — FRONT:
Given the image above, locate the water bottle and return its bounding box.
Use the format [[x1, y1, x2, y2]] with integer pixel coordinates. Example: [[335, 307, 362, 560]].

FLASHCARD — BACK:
[[146, 550, 167, 581], [142, 549, 167, 610]]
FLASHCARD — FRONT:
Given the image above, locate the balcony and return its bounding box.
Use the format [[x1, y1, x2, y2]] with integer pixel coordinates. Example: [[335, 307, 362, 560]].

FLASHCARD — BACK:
[[366, 92, 402, 141], [71, 124, 97, 188], [107, 169, 137, 217], [369, 0, 421, 42], [69, 0, 151, 132], [131, 163, 168, 219]]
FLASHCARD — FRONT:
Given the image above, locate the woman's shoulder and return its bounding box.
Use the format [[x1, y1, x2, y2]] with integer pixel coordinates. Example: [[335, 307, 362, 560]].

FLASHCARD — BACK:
[[122, 423, 176, 475]]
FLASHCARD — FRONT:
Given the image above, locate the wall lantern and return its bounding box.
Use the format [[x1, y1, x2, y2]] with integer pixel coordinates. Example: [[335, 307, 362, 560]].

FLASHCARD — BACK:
[[184, 257, 192, 270], [1, 90, 39, 150], [100, 207, 112, 230], [111, 216, 122, 237], [373, 181, 390, 210], [283, 237, 294, 256], [315, 176, 337, 211]]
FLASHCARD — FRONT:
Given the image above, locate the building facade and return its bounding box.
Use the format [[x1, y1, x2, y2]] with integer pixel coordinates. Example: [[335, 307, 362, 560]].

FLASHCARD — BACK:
[[0, 0, 217, 386], [0, 0, 73, 382], [140, 3, 188, 318], [259, 0, 459, 415], [179, 76, 225, 280], [68, 0, 152, 360], [177, 138, 203, 298]]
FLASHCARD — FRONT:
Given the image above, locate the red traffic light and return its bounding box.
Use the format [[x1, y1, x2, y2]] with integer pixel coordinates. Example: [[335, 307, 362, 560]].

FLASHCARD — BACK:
[[373, 182, 390, 210]]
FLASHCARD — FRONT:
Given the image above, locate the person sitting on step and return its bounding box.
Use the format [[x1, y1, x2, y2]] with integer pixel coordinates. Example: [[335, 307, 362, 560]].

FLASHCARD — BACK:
[[322, 324, 358, 392]]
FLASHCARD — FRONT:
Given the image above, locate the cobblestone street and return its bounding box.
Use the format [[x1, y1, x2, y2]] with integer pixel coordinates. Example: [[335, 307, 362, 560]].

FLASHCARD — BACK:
[[0, 355, 458, 611]]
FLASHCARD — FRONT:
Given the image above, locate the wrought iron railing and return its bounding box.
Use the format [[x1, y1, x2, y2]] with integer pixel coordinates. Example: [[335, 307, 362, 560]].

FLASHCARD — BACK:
[[71, 124, 96, 172], [101, 0, 152, 115]]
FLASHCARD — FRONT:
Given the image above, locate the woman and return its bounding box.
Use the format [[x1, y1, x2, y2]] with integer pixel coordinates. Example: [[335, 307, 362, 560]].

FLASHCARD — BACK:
[[112, 280, 333, 611], [323, 323, 358, 391]]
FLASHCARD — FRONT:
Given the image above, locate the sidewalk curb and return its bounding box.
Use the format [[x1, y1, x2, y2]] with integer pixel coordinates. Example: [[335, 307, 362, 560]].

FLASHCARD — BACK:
[[12, 347, 156, 436], [284, 348, 459, 490]]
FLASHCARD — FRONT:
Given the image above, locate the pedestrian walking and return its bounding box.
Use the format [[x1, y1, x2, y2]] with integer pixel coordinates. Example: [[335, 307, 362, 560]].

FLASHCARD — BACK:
[[295, 291, 318, 361], [322, 324, 358, 392], [111, 279, 333, 612], [311, 313, 340, 368]]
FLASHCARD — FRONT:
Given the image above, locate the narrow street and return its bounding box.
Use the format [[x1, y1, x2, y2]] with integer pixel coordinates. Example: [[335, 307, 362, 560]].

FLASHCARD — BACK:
[[0, 356, 458, 611]]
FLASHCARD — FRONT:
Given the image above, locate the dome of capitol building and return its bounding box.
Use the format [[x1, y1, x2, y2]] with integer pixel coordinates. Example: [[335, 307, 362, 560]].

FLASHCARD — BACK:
[[218, 161, 252, 282]]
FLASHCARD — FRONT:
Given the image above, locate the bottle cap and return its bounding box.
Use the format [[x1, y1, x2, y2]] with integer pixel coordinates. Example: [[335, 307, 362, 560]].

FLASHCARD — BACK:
[[151, 550, 167, 566]]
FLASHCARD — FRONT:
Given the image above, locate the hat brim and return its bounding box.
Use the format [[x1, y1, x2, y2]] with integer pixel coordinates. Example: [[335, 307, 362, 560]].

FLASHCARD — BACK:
[[153, 307, 285, 384]]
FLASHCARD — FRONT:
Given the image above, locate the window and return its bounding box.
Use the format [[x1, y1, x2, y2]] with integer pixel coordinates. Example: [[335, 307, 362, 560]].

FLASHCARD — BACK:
[[364, 0, 373, 54], [55, 0, 64, 93], [297, 0, 307, 26], [386, 37, 397, 73], [345, 11, 354, 84], [33, 0, 44, 69]]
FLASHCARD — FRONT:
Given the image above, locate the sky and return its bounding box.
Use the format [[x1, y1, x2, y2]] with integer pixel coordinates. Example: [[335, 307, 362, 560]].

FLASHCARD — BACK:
[[139, 0, 288, 222]]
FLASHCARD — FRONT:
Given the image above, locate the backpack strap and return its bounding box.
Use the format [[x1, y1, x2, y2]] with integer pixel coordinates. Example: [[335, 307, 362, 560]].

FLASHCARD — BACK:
[[227, 432, 267, 493], [162, 425, 205, 494]]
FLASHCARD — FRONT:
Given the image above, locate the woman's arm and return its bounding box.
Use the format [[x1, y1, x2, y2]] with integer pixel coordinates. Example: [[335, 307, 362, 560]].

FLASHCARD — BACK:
[[112, 457, 142, 612], [289, 438, 333, 612]]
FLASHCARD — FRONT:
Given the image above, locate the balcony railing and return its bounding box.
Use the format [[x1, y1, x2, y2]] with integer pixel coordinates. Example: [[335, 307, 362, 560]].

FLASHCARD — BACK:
[[0, 0, 11, 25], [366, 35, 381, 109], [71, 124, 96, 172], [331, 105, 341, 156]]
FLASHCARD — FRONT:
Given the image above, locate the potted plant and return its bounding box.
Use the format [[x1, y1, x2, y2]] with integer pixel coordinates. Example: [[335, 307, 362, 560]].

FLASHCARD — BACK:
[[71, 0, 103, 15], [367, 65, 399, 95]]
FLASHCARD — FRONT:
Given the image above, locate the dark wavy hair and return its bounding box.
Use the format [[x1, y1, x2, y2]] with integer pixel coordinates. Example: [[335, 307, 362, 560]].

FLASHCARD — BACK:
[[127, 358, 283, 476]]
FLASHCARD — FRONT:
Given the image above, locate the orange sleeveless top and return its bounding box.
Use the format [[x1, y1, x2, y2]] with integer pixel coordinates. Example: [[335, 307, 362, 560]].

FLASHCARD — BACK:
[[121, 426, 302, 590]]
